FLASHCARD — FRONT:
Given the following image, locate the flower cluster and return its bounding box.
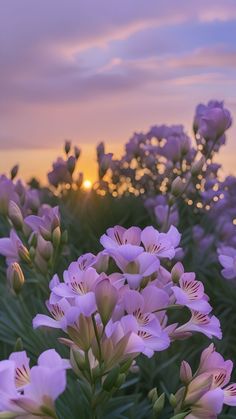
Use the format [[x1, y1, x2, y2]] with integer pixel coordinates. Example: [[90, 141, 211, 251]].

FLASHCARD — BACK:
[[0, 172, 40, 218], [0, 203, 67, 291], [48, 140, 83, 190], [173, 344, 236, 418], [33, 225, 221, 388], [0, 349, 69, 417]]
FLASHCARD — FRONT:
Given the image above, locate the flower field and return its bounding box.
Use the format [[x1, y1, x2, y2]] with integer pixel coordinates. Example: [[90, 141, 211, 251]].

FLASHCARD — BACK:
[[0, 100, 236, 418]]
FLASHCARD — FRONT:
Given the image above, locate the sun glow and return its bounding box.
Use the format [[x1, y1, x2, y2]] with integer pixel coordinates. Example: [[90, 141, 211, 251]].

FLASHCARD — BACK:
[[83, 179, 92, 190]]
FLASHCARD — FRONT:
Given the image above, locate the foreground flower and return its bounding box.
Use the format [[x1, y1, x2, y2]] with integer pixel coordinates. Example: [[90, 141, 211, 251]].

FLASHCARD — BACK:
[[0, 349, 69, 417], [174, 344, 236, 418]]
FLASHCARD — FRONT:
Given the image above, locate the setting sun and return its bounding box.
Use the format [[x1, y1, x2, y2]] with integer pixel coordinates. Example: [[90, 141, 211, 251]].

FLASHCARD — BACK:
[[83, 179, 92, 190]]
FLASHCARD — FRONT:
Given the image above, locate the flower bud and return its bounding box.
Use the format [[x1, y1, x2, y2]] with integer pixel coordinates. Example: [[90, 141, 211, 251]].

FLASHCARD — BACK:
[[67, 314, 95, 352], [74, 146, 81, 160], [153, 393, 165, 414], [61, 230, 68, 244], [7, 262, 25, 294], [28, 231, 37, 248], [171, 177, 185, 197], [76, 172, 83, 189], [39, 226, 51, 241], [18, 245, 31, 265], [148, 388, 158, 403], [191, 157, 205, 177], [67, 155, 76, 174], [37, 235, 53, 261], [29, 246, 36, 260], [52, 226, 61, 248], [10, 164, 19, 180], [114, 373, 126, 389], [120, 358, 133, 373], [14, 337, 23, 352], [96, 142, 105, 159], [180, 360, 193, 384], [95, 279, 118, 326], [171, 262, 184, 283], [8, 201, 23, 230], [64, 140, 71, 155], [70, 348, 86, 375], [169, 393, 177, 408], [94, 253, 109, 274]]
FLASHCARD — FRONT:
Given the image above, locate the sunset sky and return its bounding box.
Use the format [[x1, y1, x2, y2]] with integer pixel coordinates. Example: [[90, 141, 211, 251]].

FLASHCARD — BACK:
[[1, 0, 236, 183]]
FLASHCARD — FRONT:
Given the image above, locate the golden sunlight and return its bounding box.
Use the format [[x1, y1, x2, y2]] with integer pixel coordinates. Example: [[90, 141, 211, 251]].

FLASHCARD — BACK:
[[83, 179, 92, 190]]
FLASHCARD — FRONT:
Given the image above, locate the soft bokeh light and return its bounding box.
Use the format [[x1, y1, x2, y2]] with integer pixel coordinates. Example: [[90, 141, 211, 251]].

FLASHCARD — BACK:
[[83, 179, 92, 190]]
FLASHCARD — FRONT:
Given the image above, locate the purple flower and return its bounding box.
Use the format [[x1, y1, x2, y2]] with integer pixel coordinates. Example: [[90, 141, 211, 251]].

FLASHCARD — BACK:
[[33, 298, 71, 330], [100, 226, 141, 250], [0, 230, 22, 265], [218, 246, 236, 280], [171, 272, 212, 313], [194, 101, 232, 141], [50, 267, 99, 316], [110, 249, 160, 289], [48, 157, 72, 187], [120, 286, 170, 357], [0, 350, 69, 416], [175, 344, 236, 418], [25, 205, 60, 237], [141, 225, 181, 259], [173, 311, 222, 340], [0, 175, 19, 215]]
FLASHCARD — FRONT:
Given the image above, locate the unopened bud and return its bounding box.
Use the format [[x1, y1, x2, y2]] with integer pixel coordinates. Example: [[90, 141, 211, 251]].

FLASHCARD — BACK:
[[18, 245, 31, 265], [191, 157, 205, 177], [61, 230, 68, 244], [95, 279, 118, 326], [171, 177, 185, 197], [52, 226, 61, 248], [180, 360, 193, 384], [120, 358, 133, 374], [115, 373, 126, 388], [29, 246, 36, 260], [39, 226, 51, 241], [8, 201, 23, 230], [169, 393, 177, 408], [74, 146, 81, 160], [171, 262, 184, 283], [64, 140, 71, 155], [14, 337, 23, 352], [28, 231, 37, 248], [94, 253, 109, 273], [67, 155, 76, 174], [37, 235, 53, 261], [148, 388, 158, 403], [76, 172, 83, 189], [70, 348, 86, 374], [7, 262, 25, 294], [153, 393, 165, 414], [10, 164, 19, 180]]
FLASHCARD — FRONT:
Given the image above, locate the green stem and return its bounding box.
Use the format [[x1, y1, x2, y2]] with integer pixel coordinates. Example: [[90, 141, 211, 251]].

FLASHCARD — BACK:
[[92, 314, 102, 367]]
